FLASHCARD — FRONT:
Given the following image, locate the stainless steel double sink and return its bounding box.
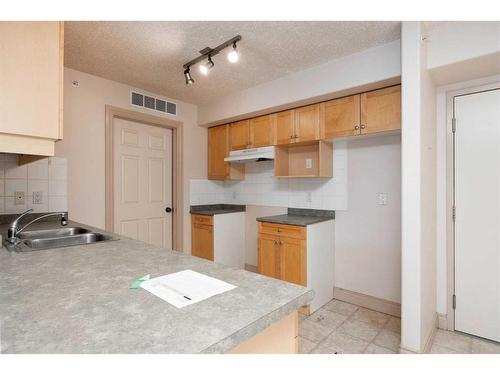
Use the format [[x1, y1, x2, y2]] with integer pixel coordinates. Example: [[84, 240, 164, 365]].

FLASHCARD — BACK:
[[3, 227, 114, 252]]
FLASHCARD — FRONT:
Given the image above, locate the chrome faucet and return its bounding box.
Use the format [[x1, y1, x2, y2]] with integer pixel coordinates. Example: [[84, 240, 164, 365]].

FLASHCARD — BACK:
[[6, 209, 68, 244]]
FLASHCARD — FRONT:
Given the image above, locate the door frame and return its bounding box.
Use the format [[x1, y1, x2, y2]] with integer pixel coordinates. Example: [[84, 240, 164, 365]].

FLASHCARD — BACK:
[[446, 81, 500, 331], [105, 105, 184, 250]]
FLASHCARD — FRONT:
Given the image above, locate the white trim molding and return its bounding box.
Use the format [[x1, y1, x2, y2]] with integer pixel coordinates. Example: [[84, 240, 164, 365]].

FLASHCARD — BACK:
[[333, 287, 401, 318]]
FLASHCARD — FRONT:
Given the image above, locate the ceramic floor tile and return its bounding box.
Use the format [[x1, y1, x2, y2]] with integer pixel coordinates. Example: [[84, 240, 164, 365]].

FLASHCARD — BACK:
[[471, 338, 500, 354], [323, 299, 359, 316], [299, 337, 317, 354], [352, 307, 390, 327], [432, 330, 471, 353], [373, 329, 401, 352], [308, 308, 348, 330], [337, 318, 382, 342], [385, 317, 401, 334], [299, 318, 335, 343], [364, 343, 397, 354], [318, 331, 370, 354], [429, 344, 460, 354]]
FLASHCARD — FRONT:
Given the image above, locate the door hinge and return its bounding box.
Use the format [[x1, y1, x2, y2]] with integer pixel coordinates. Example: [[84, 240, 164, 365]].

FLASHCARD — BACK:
[[452, 118, 456, 133], [452, 205, 456, 221], [453, 294, 457, 309]]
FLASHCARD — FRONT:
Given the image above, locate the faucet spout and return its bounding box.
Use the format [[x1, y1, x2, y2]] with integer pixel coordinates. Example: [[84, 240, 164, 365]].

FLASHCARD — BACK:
[[6, 211, 68, 244]]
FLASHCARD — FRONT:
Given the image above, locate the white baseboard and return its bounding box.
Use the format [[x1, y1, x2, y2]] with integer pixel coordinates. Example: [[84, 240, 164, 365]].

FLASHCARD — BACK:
[[333, 287, 401, 317], [423, 314, 438, 353], [437, 313, 448, 330]]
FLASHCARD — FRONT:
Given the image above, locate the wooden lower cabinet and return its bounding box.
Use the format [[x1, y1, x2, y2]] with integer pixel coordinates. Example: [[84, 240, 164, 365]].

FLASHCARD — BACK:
[[191, 221, 214, 261], [257, 220, 334, 314]]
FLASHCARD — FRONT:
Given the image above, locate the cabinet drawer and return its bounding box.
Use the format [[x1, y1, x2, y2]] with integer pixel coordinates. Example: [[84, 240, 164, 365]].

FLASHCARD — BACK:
[[258, 222, 306, 239], [191, 214, 213, 225]]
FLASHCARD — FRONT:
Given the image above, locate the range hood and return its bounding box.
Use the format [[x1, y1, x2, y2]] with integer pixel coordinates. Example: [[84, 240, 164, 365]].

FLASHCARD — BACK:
[[224, 146, 275, 163]]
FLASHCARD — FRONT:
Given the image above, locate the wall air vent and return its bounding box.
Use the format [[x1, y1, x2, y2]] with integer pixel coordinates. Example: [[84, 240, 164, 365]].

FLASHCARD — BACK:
[[130, 90, 177, 116]]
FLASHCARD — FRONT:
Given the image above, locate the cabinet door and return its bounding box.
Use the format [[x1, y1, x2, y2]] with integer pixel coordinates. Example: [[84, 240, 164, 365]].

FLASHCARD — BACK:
[[280, 237, 307, 286], [275, 110, 296, 145], [320, 95, 361, 139], [0, 22, 63, 140], [208, 125, 229, 180], [230, 120, 250, 150], [258, 233, 280, 279], [249, 115, 274, 147], [294, 104, 320, 142], [360, 85, 401, 135], [191, 223, 214, 261]]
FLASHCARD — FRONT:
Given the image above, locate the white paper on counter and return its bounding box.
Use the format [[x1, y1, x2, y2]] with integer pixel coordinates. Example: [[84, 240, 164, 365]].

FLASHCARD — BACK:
[[140, 270, 237, 308]]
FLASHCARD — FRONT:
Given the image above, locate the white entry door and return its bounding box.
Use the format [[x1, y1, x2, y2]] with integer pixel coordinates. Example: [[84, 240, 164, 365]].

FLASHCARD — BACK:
[[454, 88, 500, 342], [113, 118, 173, 249]]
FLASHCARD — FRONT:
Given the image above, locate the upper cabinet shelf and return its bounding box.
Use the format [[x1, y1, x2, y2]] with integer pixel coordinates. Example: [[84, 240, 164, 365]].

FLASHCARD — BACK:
[[207, 85, 401, 180], [0, 22, 64, 157]]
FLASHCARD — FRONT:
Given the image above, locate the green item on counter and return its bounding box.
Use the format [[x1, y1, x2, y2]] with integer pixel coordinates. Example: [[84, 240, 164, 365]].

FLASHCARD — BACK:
[[130, 274, 150, 289]]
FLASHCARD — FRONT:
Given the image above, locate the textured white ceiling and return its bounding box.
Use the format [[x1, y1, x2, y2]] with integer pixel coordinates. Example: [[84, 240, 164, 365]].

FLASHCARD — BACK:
[[65, 21, 400, 105]]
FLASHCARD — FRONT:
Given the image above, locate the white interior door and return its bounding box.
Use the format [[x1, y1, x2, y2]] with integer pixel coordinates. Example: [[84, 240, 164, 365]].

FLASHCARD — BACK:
[[454, 88, 500, 342], [113, 118, 173, 249]]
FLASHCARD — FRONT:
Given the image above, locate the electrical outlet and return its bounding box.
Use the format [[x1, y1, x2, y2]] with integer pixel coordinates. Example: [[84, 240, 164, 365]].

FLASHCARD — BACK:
[[378, 193, 388, 206], [33, 191, 43, 205], [306, 158, 313, 169], [232, 191, 238, 200], [14, 191, 25, 205], [306, 192, 312, 203]]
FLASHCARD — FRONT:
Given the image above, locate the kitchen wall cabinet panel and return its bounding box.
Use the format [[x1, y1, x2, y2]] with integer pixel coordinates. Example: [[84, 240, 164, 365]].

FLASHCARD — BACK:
[[274, 110, 296, 145], [320, 95, 361, 138], [0, 21, 64, 156], [294, 104, 320, 143], [360, 85, 401, 134], [229, 120, 250, 150], [208, 125, 244, 180], [249, 115, 275, 147]]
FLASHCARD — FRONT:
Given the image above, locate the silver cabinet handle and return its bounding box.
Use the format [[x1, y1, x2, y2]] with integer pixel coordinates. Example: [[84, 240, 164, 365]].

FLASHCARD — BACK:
[[354, 125, 360, 130], [360, 124, 366, 130]]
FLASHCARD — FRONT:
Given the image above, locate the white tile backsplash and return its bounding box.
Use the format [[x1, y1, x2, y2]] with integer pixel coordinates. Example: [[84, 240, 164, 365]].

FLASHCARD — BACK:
[[190, 141, 348, 210], [0, 155, 67, 214]]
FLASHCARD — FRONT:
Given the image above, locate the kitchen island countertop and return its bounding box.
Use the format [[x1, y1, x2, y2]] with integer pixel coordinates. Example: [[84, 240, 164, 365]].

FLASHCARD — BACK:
[[0, 220, 312, 353]]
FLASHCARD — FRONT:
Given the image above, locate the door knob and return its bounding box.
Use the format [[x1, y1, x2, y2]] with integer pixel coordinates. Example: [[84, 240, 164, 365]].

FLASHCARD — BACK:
[[165, 207, 173, 213]]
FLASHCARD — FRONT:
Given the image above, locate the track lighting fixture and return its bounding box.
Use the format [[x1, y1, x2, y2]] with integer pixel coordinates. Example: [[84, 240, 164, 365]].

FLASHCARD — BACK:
[[199, 55, 214, 75], [182, 35, 241, 85], [227, 41, 239, 63], [184, 67, 194, 85]]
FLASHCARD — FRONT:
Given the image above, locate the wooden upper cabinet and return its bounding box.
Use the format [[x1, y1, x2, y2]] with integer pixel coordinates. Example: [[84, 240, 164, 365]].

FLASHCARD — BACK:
[[280, 237, 306, 287], [229, 120, 250, 150], [0, 21, 64, 156], [258, 233, 280, 279], [294, 104, 320, 142], [249, 114, 275, 147], [191, 219, 214, 261], [360, 85, 401, 135], [208, 125, 244, 180], [275, 110, 296, 145], [320, 95, 361, 139]]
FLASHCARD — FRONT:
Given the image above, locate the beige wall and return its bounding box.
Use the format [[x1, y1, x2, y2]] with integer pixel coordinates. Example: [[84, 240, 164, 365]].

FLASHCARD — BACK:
[[56, 68, 206, 252], [335, 134, 401, 304]]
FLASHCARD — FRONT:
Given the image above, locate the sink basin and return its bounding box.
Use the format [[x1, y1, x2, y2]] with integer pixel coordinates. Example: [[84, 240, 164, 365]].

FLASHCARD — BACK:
[[3, 227, 115, 252], [17, 227, 90, 240]]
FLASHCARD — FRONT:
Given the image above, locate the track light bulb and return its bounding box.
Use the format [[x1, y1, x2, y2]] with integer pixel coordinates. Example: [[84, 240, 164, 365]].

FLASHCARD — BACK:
[[184, 67, 194, 85], [199, 55, 214, 75], [227, 42, 239, 63]]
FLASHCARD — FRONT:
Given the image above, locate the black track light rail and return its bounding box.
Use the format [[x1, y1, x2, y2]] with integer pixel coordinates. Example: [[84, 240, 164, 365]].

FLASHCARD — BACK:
[[183, 35, 241, 69]]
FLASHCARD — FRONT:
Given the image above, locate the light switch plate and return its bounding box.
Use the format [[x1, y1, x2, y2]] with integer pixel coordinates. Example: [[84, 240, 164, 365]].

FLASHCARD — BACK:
[[378, 193, 388, 206], [14, 191, 25, 205], [33, 191, 43, 205], [306, 158, 313, 169]]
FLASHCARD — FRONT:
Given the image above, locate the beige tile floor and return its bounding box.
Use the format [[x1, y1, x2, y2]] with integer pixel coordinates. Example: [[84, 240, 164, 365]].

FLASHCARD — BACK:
[[298, 299, 500, 354], [298, 299, 401, 354]]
